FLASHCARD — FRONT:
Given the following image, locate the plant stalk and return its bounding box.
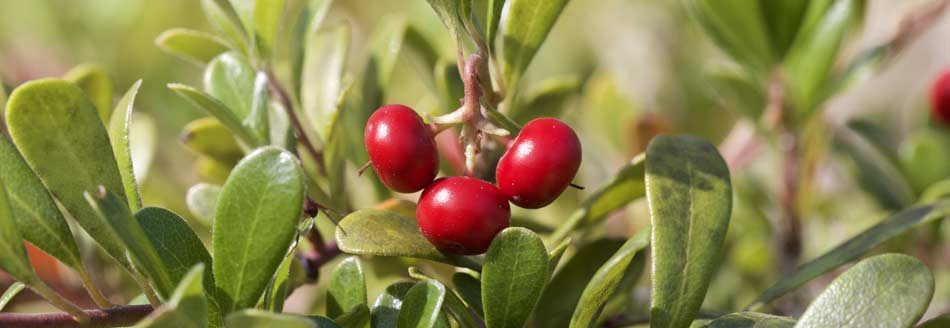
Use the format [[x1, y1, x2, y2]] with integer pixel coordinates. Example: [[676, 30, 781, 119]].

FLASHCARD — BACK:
[[0, 304, 153, 328], [75, 266, 112, 308], [27, 282, 90, 324]]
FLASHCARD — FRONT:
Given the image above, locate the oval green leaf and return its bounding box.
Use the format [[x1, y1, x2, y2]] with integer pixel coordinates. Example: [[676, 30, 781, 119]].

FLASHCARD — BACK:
[[201, 0, 248, 53], [6, 79, 132, 270], [336, 304, 371, 328], [63, 64, 113, 122], [0, 182, 39, 284], [760, 0, 808, 58], [397, 280, 447, 328], [109, 80, 144, 211], [132, 264, 208, 328], [646, 135, 732, 328], [135, 207, 212, 288], [702, 312, 794, 328], [482, 227, 548, 328], [212, 146, 306, 313], [155, 28, 230, 65], [569, 228, 650, 328], [204, 53, 269, 143], [485, 0, 505, 51], [327, 256, 367, 318], [795, 254, 934, 328], [535, 239, 624, 328], [168, 82, 262, 148], [182, 117, 244, 165], [501, 0, 570, 92], [372, 281, 415, 328]]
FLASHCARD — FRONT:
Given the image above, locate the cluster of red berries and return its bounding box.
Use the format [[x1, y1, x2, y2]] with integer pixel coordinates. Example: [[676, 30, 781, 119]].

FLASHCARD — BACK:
[[364, 104, 582, 255]]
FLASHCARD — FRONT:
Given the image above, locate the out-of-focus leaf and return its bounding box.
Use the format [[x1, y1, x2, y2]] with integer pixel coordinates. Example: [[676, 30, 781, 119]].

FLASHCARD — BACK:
[[335, 209, 481, 270], [534, 239, 624, 328], [704, 65, 766, 118], [426, 0, 466, 43], [569, 228, 650, 328], [371, 281, 415, 328], [186, 183, 222, 226], [759, 0, 808, 59], [202, 0, 248, 52], [155, 28, 230, 65], [261, 220, 308, 313], [204, 53, 270, 143], [748, 203, 949, 310], [917, 314, 950, 328], [182, 117, 244, 165], [899, 129, 950, 193], [512, 76, 581, 122], [290, 0, 334, 99], [433, 58, 464, 110], [482, 227, 548, 328], [132, 265, 208, 328], [702, 312, 795, 328], [834, 123, 914, 210], [63, 64, 113, 122], [397, 280, 447, 328], [685, 0, 774, 75], [0, 136, 82, 272], [795, 254, 933, 328], [301, 24, 349, 142], [501, 0, 570, 93], [168, 83, 262, 147], [485, 0, 505, 51], [647, 135, 732, 328], [254, 0, 287, 54], [0, 282, 24, 311], [109, 80, 144, 211], [226, 310, 341, 328], [327, 256, 367, 318], [6, 79, 132, 270], [130, 114, 157, 183], [452, 272, 483, 316], [86, 189, 176, 298], [213, 147, 305, 313], [784, 0, 859, 120]]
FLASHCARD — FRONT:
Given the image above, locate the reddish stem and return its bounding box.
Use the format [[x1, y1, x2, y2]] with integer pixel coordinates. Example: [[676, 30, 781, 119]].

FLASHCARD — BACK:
[[0, 305, 153, 328]]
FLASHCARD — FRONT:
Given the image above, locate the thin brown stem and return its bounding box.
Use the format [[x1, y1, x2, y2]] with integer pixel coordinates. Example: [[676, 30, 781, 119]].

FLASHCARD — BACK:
[[264, 71, 326, 175], [0, 305, 153, 328]]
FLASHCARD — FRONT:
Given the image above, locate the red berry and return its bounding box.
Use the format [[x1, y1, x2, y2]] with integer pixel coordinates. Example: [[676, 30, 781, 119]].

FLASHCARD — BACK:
[[931, 70, 950, 126], [496, 118, 581, 209], [416, 177, 510, 255], [364, 104, 439, 193]]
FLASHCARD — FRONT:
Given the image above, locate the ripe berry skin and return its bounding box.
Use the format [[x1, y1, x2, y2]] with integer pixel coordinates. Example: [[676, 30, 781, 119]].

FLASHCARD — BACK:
[[416, 177, 510, 255], [931, 70, 950, 126], [364, 104, 439, 193], [496, 118, 582, 209]]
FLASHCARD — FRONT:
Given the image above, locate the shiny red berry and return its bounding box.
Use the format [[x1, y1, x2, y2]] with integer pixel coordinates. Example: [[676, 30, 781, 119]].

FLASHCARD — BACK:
[[496, 118, 582, 209], [416, 177, 510, 255], [931, 70, 950, 126], [364, 104, 439, 193]]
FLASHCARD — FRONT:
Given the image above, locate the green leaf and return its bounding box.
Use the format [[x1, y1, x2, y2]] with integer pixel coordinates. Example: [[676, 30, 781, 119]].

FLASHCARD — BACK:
[[784, 0, 859, 120], [253, 0, 288, 53], [397, 280, 447, 328], [327, 256, 367, 318], [0, 282, 25, 311], [181, 118, 244, 166], [0, 182, 39, 283], [186, 183, 222, 226], [86, 189, 176, 298], [704, 65, 767, 118], [899, 129, 950, 193], [748, 203, 950, 310], [204, 53, 270, 143], [155, 28, 230, 65], [569, 228, 650, 328], [289, 0, 335, 99], [535, 239, 624, 328], [425, 0, 466, 44], [336, 304, 371, 328], [132, 265, 209, 328], [795, 254, 933, 328], [261, 235, 305, 313], [646, 135, 732, 328], [759, 0, 808, 58], [452, 272, 483, 316], [213, 146, 306, 313], [363, 15, 439, 111], [482, 227, 549, 328], [63, 64, 114, 123], [834, 123, 914, 210], [202, 0, 248, 52], [335, 209, 481, 270], [0, 135, 83, 271], [501, 0, 571, 92], [135, 207, 213, 288], [546, 237, 571, 275], [6, 79, 132, 270], [301, 24, 349, 142], [227, 310, 341, 328], [512, 76, 581, 122], [702, 312, 795, 328], [485, 0, 505, 51], [372, 281, 415, 328], [917, 314, 950, 328], [168, 83, 262, 147], [685, 0, 774, 75], [109, 80, 145, 212]]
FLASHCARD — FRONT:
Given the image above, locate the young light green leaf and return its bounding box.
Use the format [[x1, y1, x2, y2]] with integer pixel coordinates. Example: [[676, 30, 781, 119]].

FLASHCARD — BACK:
[[397, 281, 447, 328], [6, 79, 132, 271], [501, 0, 571, 92], [748, 203, 949, 310], [130, 113, 157, 184], [213, 146, 305, 313], [132, 265, 208, 328], [685, 0, 774, 75], [186, 183, 223, 226], [168, 83, 262, 147], [253, 0, 287, 53], [204, 53, 270, 143], [109, 80, 144, 212], [702, 312, 795, 328], [335, 209, 481, 270], [0, 282, 25, 311], [569, 228, 650, 328], [289, 0, 334, 98], [512, 75, 580, 122], [0, 136, 83, 272], [372, 281, 415, 328], [784, 0, 858, 120], [201, 0, 248, 52], [301, 24, 349, 142], [227, 310, 341, 328], [759, 0, 808, 58], [535, 239, 624, 328], [63, 64, 114, 122], [485, 0, 505, 51], [795, 254, 934, 328], [646, 135, 732, 328], [899, 129, 950, 193], [482, 227, 549, 328], [86, 189, 176, 298], [181, 117, 245, 166], [327, 256, 367, 318], [452, 272, 483, 316], [155, 28, 230, 65]]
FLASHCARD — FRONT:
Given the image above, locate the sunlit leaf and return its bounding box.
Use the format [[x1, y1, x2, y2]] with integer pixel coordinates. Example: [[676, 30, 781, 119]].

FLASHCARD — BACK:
[[482, 227, 548, 328], [702, 312, 795, 328], [108, 80, 144, 211], [397, 281, 447, 328], [569, 228, 650, 328], [204, 53, 270, 143], [201, 0, 248, 52], [64, 64, 114, 122], [371, 281, 415, 328], [327, 256, 367, 318], [181, 117, 244, 166], [155, 28, 230, 65], [501, 0, 571, 92], [168, 83, 262, 147], [186, 183, 223, 226]]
